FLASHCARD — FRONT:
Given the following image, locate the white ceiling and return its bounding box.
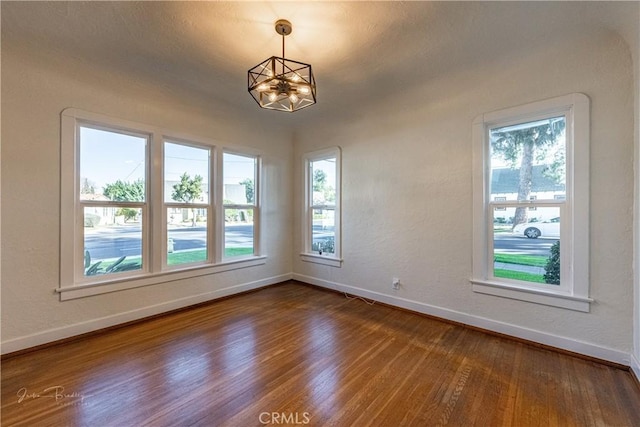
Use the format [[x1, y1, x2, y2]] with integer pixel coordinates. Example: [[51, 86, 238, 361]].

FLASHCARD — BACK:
[[2, 1, 638, 129]]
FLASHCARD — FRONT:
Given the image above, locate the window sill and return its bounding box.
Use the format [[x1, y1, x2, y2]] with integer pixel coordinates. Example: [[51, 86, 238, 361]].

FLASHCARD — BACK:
[[470, 279, 593, 312], [300, 253, 343, 268], [57, 256, 266, 300]]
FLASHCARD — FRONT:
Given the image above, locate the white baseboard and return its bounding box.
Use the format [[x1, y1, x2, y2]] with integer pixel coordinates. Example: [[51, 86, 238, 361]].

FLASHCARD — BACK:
[[631, 354, 640, 381], [293, 273, 632, 366], [1, 273, 292, 355]]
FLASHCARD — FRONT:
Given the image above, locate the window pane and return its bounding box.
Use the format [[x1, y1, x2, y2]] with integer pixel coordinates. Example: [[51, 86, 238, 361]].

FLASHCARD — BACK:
[[167, 208, 207, 266], [311, 158, 336, 206], [83, 207, 142, 276], [223, 153, 256, 205], [164, 142, 209, 203], [80, 127, 146, 202], [224, 208, 254, 257], [311, 209, 335, 255], [493, 207, 560, 286], [489, 117, 566, 201]]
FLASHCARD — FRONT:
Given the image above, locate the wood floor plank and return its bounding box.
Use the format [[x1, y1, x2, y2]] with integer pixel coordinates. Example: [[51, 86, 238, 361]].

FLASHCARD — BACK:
[[2, 281, 639, 426]]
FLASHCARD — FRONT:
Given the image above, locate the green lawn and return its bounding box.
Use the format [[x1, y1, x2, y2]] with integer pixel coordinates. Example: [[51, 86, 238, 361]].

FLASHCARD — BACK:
[[493, 225, 513, 234], [493, 268, 546, 283], [223, 247, 254, 257], [168, 247, 254, 264], [167, 250, 207, 265], [91, 247, 255, 273], [493, 252, 550, 284], [494, 253, 547, 267]]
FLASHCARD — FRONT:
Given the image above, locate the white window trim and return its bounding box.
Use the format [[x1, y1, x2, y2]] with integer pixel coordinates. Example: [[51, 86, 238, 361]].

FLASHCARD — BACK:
[[60, 108, 264, 300], [300, 147, 342, 267], [471, 93, 592, 312]]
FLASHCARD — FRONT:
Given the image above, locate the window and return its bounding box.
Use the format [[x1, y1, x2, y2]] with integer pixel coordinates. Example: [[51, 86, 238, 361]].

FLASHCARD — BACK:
[[60, 109, 264, 300], [78, 126, 148, 278], [223, 152, 259, 259], [471, 94, 591, 311], [301, 147, 342, 267], [164, 141, 211, 267]]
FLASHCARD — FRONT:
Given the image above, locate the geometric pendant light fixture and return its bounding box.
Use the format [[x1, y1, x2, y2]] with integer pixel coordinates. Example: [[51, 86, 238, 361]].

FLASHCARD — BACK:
[[248, 19, 317, 112]]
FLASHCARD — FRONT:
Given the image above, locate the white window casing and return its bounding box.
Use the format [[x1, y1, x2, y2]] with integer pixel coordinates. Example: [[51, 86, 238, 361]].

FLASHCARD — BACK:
[[300, 147, 342, 267], [59, 108, 264, 300], [471, 93, 592, 312]]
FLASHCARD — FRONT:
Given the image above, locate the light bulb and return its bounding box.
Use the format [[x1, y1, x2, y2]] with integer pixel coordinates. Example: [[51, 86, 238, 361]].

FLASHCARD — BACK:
[[291, 73, 301, 82], [289, 93, 299, 103], [298, 85, 311, 95], [268, 92, 278, 102], [257, 83, 269, 92]]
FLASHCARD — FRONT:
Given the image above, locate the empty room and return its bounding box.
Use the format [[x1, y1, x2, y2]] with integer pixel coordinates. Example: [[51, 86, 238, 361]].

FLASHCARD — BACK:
[[2, 1, 640, 426]]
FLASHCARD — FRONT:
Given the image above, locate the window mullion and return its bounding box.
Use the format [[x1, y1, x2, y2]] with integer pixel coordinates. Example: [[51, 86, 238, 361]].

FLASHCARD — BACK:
[[215, 148, 224, 263], [150, 132, 163, 273]]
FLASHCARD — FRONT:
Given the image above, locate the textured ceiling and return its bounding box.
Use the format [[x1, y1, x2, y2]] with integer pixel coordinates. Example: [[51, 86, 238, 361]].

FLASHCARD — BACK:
[[2, 1, 638, 129]]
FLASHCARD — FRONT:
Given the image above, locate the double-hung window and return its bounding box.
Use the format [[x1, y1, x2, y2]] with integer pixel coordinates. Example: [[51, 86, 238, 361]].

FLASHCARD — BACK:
[[301, 147, 342, 267], [164, 140, 211, 267], [76, 125, 149, 278], [222, 152, 259, 259], [471, 94, 591, 311], [60, 109, 264, 299]]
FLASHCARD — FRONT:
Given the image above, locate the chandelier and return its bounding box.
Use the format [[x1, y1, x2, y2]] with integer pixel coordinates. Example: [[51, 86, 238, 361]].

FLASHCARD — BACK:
[[248, 19, 317, 112]]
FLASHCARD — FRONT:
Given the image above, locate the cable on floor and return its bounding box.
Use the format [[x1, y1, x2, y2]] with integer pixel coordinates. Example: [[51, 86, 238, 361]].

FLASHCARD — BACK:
[[344, 292, 376, 305]]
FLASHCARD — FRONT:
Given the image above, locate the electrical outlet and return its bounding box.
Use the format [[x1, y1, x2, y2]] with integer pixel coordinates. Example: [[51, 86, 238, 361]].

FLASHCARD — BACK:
[[392, 278, 400, 290]]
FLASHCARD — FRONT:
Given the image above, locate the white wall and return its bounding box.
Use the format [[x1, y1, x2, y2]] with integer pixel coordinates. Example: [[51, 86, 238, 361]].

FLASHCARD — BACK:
[[0, 42, 293, 352], [294, 30, 636, 362]]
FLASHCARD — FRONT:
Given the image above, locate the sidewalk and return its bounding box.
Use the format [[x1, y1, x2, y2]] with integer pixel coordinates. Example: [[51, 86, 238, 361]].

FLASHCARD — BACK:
[[494, 262, 545, 275]]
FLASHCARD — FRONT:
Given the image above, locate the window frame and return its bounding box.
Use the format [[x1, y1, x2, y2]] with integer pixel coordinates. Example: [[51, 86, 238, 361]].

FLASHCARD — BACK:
[[471, 93, 592, 312], [162, 138, 214, 270], [221, 149, 261, 260], [60, 108, 265, 300], [300, 147, 342, 267]]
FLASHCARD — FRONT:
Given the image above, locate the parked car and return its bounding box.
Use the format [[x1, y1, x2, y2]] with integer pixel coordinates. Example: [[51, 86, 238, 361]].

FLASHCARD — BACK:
[[512, 217, 560, 238]]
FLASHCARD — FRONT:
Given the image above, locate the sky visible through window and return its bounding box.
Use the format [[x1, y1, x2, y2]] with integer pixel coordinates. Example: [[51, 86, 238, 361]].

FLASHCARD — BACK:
[[223, 153, 256, 186], [80, 127, 146, 193], [80, 127, 255, 195], [164, 142, 209, 182]]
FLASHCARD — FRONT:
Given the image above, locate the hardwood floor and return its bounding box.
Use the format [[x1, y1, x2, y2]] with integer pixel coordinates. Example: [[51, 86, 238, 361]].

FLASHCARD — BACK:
[[2, 281, 639, 426]]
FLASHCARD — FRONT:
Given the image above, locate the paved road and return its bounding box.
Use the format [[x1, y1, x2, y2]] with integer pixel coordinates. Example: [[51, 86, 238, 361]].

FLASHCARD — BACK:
[[493, 233, 558, 256], [85, 224, 253, 260], [312, 226, 334, 243], [85, 225, 553, 261]]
